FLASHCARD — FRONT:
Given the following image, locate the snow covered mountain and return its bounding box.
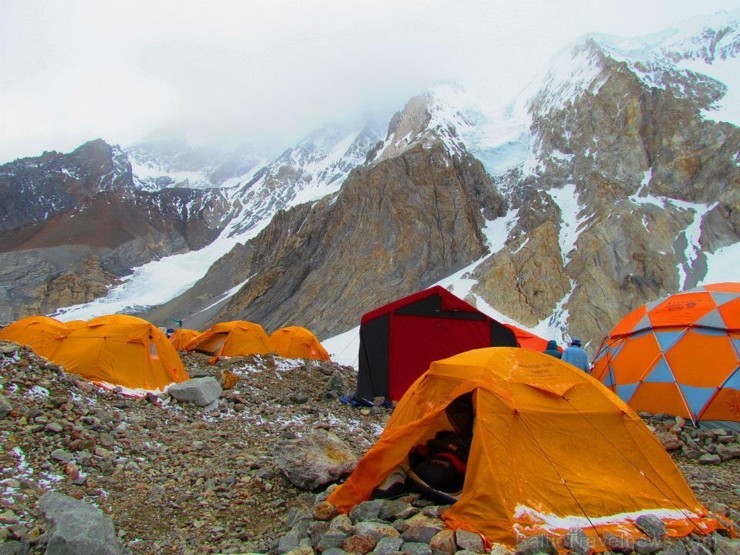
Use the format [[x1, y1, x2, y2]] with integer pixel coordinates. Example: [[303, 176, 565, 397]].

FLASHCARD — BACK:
[[1, 11, 737, 360], [126, 139, 268, 192]]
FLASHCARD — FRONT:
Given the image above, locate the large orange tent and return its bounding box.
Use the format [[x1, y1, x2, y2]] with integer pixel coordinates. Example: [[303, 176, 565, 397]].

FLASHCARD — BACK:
[[169, 328, 201, 351], [328, 347, 725, 549], [269, 326, 330, 361], [183, 320, 273, 361], [592, 283, 739, 424], [35, 314, 189, 391], [0, 315, 69, 352]]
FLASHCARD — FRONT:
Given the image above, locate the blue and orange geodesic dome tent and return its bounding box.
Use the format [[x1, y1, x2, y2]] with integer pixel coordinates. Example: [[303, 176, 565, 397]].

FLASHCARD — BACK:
[[591, 282, 739, 424]]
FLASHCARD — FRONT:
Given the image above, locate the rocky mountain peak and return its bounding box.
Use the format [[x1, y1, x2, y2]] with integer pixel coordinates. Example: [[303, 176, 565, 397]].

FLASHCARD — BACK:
[[370, 85, 471, 164]]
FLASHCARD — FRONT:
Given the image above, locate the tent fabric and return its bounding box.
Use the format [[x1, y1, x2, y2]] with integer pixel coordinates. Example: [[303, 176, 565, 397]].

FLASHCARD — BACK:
[[34, 314, 189, 391], [329, 347, 725, 549], [592, 282, 740, 423], [183, 320, 273, 361], [503, 323, 552, 352], [269, 326, 330, 361], [169, 328, 201, 351], [356, 286, 518, 401], [0, 316, 69, 352]]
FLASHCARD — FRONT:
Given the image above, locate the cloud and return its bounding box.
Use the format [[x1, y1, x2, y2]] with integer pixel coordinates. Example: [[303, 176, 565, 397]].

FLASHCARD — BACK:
[[1, 0, 737, 162]]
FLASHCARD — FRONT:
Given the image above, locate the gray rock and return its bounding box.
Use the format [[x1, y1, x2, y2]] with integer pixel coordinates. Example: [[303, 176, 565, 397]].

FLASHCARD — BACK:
[[40, 491, 122, 555], [355, 521, 401, 540], [402, 524, 444, 544], [635, 514, 667, 539], [635, 539, 665, 554], [277, 530, 303, 554], [563, 529, 591, 555], [168, 377, 222, 407], [0, 395, 12, 418], [322, 549, 349, 555], [350, 499, 388, 523], [402, 542, 433, 555], [698, 453, 721, 464], [50, 449, 74, 463], [455, 530, 486, 553], [713, 535, 740, 555], [374, 536, 404, 554], [0, 541, 30, 555], [515, 535, 558, 555], [276, 431, 357, 490], [317, 530, 351, 552]]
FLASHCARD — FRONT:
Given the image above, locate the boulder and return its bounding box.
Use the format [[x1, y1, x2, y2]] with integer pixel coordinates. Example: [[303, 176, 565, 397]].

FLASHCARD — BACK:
[[276, 430, 357, 490], [39, 491, 122, 555], [168, 377, 222, 407]]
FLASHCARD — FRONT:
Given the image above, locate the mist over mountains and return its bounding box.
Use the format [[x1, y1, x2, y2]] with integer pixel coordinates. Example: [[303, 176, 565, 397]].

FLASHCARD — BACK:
[[1, 11, 737, 356]]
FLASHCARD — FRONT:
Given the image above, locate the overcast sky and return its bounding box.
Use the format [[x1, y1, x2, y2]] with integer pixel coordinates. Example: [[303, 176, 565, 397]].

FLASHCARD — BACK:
[[1, 0, 738, 163]]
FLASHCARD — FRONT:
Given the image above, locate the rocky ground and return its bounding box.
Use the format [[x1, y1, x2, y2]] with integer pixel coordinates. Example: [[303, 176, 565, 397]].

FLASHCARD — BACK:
[[0, 342, 737, 555]]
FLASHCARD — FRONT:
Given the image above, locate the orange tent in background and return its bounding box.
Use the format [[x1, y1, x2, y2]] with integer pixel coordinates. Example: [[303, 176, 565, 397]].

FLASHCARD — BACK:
[[270, 326, 330, 361], [328, 347, 725, 549], [35, 314, 189, 391], [592, 282, 739, 424], [184, 320, 273, 361], [0, 316, 69, 352], [503, 323, 552, 352], [169, 328, 201, 351]]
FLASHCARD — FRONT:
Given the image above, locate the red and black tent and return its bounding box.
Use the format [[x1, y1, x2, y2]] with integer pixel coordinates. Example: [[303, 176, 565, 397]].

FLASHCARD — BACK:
[[355, 285, 518, 402]]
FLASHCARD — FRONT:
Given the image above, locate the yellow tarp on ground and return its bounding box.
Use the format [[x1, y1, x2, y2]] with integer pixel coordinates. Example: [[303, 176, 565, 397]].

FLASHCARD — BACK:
[[329, 347, 726, 549]]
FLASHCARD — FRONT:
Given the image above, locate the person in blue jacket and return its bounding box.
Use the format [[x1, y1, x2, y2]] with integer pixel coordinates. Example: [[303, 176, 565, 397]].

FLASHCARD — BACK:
[[561, 338, 590, 372]]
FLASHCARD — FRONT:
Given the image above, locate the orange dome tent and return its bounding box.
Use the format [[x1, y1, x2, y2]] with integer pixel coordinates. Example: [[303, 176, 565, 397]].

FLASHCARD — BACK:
[[592, 282, 739, 424], [328, 347, 725, 549], [0, 316, 69, 352], [35, 314, 189, 391], [269, 326, 330, 361], [168, 328, 201, 351], [183, 320, 273, 362], [503, 323, 552, 352]]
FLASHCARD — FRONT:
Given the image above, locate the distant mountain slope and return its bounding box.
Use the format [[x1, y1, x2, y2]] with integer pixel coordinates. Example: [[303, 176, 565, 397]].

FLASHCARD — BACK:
[[0, 139, 230, 322], [144, 12, 739, 351], [2, 12, 737, 355]]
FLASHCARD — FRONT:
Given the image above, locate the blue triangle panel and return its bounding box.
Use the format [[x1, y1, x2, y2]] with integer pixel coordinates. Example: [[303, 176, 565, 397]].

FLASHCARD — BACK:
[[654, 330, 683, 352], [733, 337, 740, 359], [603, 369, 615, 387], [708, 292, 736, 308], [695, 309, 726, 330], [644, 357, 675, 383], [632, 314, 653, 333], [610, 341, 625, 360], [678, 385, 717, 420], [617, 383, 640, 403], [645, 299, 663, 311], [722, 368, 740, 390]]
